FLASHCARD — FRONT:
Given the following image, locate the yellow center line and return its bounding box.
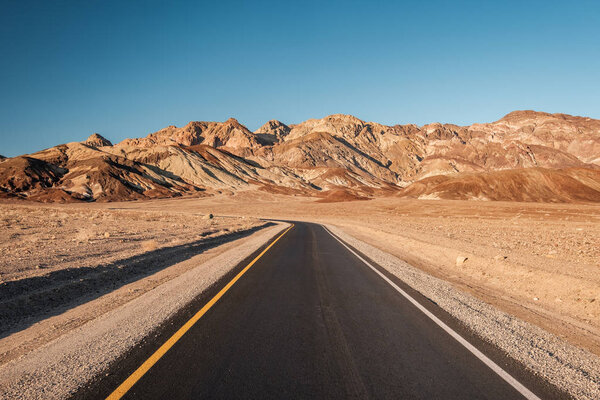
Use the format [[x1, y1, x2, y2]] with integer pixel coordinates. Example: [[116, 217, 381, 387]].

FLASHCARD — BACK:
[[106, 224, 294, 400]]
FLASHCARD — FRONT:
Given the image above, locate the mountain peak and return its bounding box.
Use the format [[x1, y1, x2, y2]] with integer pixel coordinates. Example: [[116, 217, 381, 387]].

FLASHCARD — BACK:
[[499, 110, 552, 121], [255, 120, 291, 143], [222, 118, 252, 132], [496, 110, 599, 127], [323, 114, 365, 124], [224, 117, 241, 125], [262, 119, 288, 128], [256, 119, 290, 133], [83, 133, 112, 147]]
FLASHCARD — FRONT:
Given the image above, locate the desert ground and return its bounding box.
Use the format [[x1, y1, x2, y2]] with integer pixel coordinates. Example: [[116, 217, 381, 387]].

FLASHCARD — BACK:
[[0, 205, 265, 364], [69, 191, 600, 356], [1, 193, 599, 399]]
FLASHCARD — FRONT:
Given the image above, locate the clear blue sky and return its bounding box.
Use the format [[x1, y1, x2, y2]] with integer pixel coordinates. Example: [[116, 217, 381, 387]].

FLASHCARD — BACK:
[[1, 0, 599, 157]]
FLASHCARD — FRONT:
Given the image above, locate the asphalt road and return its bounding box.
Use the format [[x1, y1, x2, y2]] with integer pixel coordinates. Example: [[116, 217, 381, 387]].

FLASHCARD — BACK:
[[81, 222, 567, 400]]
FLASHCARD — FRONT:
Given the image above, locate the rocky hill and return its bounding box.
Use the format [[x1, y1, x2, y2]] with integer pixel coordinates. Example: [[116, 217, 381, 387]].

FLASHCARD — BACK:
[[400, 168, 600, 202], [1, 111, 599, 202]]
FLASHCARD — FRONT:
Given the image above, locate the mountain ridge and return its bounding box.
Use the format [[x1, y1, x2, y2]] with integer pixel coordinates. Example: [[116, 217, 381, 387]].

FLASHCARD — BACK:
[[1, 110, 599, 203]]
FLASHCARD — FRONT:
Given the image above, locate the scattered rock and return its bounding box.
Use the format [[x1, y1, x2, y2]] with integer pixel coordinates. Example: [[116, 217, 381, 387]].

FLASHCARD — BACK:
[[204, 213, 214, 220], [533, 297, 539, 301], [456, 256, 468, 266], [493, 255, 507, 261], [104, 232, 110, 238]]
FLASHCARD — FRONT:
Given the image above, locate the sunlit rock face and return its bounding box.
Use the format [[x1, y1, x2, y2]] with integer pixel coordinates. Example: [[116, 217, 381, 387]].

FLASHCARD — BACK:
[[2, 111, 599, 203]]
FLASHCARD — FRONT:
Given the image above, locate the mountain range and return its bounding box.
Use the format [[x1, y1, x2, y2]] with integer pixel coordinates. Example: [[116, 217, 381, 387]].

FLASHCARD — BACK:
[[1, 110, 599, 203]]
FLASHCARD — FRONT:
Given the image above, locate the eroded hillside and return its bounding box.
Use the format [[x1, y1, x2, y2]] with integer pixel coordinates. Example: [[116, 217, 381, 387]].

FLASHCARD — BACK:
[[1, 111, 599, 202]]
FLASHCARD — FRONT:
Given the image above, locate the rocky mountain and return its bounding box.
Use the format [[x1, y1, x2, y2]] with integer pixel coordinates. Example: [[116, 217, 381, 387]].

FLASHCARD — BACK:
[[119, 118, 264, 154], [401, 168, 600, 202], [255, 120, 291, 144], [1, 110, 599, 203], [83, 133, 113, 148]]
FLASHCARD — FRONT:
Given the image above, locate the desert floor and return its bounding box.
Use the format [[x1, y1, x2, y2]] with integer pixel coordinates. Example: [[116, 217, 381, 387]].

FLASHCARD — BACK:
[[0, 205, 264, 363], [81, 191, 600, 356], [1, 192, 599, 358]]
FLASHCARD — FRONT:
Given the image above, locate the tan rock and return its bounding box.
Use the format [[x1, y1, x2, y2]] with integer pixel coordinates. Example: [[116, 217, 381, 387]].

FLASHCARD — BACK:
[[2, 110, 600, 203]]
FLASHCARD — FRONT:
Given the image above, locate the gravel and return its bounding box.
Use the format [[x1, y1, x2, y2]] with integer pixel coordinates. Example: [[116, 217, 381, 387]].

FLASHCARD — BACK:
[[0, 223, 288, 400], [327, 224, 600, 400]]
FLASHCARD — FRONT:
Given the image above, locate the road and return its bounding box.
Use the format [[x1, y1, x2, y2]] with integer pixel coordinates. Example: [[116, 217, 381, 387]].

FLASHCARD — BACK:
[[80, 222, 566, 400]]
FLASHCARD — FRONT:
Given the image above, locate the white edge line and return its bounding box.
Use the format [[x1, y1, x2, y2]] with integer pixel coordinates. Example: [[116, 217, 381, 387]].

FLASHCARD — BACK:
[[322, 225, 542, 400]]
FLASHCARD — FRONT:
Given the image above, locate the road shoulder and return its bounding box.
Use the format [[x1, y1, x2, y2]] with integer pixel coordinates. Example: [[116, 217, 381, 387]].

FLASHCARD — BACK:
[[325, 224, 600, 400]]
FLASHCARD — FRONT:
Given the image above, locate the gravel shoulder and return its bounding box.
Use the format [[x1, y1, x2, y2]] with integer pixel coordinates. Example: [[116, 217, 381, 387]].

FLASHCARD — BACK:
[[0, 222, 288, 400], [326, 224, 600, 400]]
